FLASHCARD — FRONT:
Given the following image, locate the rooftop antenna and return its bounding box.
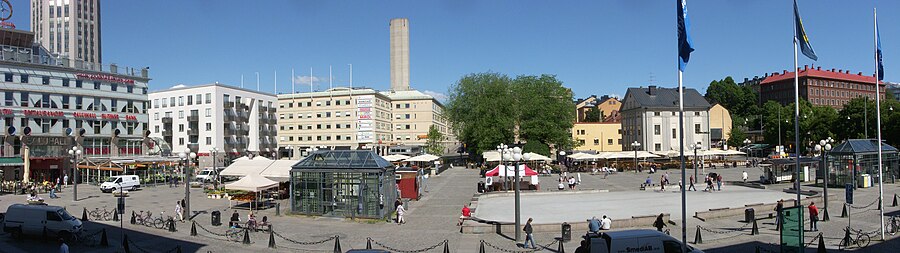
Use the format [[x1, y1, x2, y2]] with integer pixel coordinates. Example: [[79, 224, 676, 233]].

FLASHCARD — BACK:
[[241, 74, 244, 88], [649, 72, 656, 86], [256, 72, 260, 91], [329, 65, 333, 100], [291, 68, 295, 94], [274, 69, 277, 94], [309, 67, 314, 100], [348, 64, 353, 98]]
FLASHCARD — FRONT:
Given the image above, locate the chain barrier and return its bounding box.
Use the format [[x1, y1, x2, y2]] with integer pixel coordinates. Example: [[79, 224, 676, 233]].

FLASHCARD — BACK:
[[77, 229, 104, 246], [126, 236, 154, 253], [369, 237, 447, 253], [271, 230, 337, 245], [480, 240, 540, 253], [193, 223, 229, 237], [803, 233, 822, 248], [850, 198, 879, 209], [696, 222, 753, 241], [848, 226, 881, 237]]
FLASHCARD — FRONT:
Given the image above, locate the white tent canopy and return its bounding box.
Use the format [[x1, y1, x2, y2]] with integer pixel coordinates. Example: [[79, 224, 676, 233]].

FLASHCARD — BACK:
[[259, 160, 299, 182], [567, 153, 591, 159], [524, 152, 552, 161], [224, 174, 279, 192], [220, 158, 273, 177], [383, 154, 411, 162], [405, 154, 441, 162]]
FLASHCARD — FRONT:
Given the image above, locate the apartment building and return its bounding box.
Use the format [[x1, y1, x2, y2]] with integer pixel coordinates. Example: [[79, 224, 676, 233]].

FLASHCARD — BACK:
[[148, 84, 277, 168], [759, 66, 885, 109], [621, 86, 711, 152], [572, 122, 623, 152]]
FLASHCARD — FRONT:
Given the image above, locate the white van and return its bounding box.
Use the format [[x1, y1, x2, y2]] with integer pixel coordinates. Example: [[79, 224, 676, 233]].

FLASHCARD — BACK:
[[100, 175, 141, 193], [195, 168, 222, 183], [3, 204, 82, 240], [586, 230, 704, 253]]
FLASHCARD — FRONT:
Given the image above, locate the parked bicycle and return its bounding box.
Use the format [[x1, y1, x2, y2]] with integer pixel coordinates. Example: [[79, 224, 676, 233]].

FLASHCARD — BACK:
[[151, 211, 170, 229], [889, 215, 900, 236], [839, 227, 871, 250], [89, 207, 113, 221], [226, 227, 244, 242]]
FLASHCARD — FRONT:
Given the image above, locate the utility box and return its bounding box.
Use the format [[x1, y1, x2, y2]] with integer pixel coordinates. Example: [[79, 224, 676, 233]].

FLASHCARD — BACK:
[[561, 222, 572, 242], [745, 208, 755, 223]]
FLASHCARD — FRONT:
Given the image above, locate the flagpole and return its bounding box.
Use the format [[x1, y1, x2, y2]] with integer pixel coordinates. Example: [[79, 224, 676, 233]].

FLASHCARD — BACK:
[[677, 68, 687, 252], [792, 6, 802, 211], [274, 69, 278, 94], [874, 8, 885, 241]]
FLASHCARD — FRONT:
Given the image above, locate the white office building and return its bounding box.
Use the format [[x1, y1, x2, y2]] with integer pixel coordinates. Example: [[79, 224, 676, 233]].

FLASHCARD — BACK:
[[620, 86, 711, 152], [148, 83, 277, 168]]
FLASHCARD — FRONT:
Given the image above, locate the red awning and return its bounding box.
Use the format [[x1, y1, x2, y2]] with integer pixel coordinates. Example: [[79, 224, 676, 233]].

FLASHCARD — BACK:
[[485, 164, 537, 177]]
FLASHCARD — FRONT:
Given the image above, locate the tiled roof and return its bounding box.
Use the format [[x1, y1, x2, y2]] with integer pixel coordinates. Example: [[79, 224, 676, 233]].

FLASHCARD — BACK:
[[760, 68, 884, 85], [829, 139, 898, 155], [623, 86, 710, 110]]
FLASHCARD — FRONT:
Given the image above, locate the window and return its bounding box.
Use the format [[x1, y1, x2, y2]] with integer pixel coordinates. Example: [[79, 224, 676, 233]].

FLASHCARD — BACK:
[[178, 111, 184, 119], [695, 124, 701, 134], [154, 113, 159, 120], [654, 111, 661, 116], [20, 92, 28, 107], [195, 94, 201, 104], [205, 93, 211, 103], [170, 97, 175, 107], [4, 73, 11, 82], [205, 108, 212, 117], [127, 85, 134, 93], [76, 80, 83, 88], [206, 137, 212, 145], [694, 111, 701, 116], [187, 95, 193, 105], [20, 74, 29, 83], [206, 123, 211, 131], [655, 143, 661, 151], [110, 83, 118, 91], [42, 76, 50, 85], [179, 138, 184, 145], [178, 96, 184, 106], [654, 125, 661, 135], [672, 129, 677, 139], [93, 81, 100, 90], [179, 124, 184, 132], [61, 95, 69, 109], [593, 139, 600, 145], [608, 139, 613, 145]]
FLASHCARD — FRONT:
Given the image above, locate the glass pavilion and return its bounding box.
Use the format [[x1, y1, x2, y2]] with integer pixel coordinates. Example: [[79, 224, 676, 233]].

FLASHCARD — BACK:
[[290, 150, 397, 219], [825, 139, 899, 187]]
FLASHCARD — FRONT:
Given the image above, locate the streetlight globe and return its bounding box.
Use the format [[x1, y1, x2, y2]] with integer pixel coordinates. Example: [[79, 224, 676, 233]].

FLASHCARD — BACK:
[[184, 148, 191, 154], [512, 146, 522, 154], [513, 153, 522, 161], [815, 144, 822, 152], [502, 152, 512, 161], [68, 149, 74, 155], [178, 152, 186, 159], [76, 150, 82, 155], [559, 151, 566, 156], [819, 140, 827, 146], [825, 143, 832, 151], [523, 153, 532, 161], [190, 152, 197, 159]]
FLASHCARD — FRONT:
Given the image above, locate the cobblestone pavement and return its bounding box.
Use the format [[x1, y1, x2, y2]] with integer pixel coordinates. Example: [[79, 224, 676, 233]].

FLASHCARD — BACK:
[[0, 165, 899, 252]]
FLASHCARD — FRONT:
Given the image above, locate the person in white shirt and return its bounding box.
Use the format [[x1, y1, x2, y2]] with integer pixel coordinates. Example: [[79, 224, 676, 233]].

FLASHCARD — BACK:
[[59, 237, 69, 253], [600, 215, 612, 230], [174, 201, 183, 221], [742, 171, 749, 183], [396, 204, 406, 225]]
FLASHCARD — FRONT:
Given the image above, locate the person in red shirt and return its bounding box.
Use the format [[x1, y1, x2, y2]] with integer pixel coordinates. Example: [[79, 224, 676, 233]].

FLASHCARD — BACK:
[[808, 202, 819, 231], [458, 205, 471, 226]]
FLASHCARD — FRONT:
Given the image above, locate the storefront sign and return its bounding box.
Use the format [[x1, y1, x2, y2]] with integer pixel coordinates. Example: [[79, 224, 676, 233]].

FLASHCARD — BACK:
[[73, 112, 97, 118], [76, 73, 135, 84], [23, 136, 71, 146], [23, 110, 64, 117], [0, 109, 12, 115]]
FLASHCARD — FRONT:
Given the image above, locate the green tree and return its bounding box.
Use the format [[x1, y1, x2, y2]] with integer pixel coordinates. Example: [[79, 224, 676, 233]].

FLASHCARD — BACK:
[[762, 101, 790, 146], [425, 125, 444, 155], [726, 126, 747, 148], [705, 76, 760, 118], [514, 74, 577, 152], [582, 107, 604, 122]]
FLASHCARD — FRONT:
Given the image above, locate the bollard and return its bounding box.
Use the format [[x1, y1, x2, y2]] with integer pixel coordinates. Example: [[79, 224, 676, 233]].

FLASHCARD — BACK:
[[366, 238, 372, 249], [276, 203, 281, 216], [878, 199, 882, 210], [113, 209, 119, 221], [817, 233, 825, 253], [123, 234, 131, 253], [443, 240, 450, 253], [168, 218, 177, 232], [841, 204, 848, 218], [242, 229, 251, 245], [82, 208, 88, 221], [751, 218, 759, 235], [693, 226, 703, 244], [479, 240, 486, 253], [268, 228, 276, 249], [894, 194, 898, 207], [190, 221, 197, 236], [130, 211, 136, 224], [100, 228, 109, 247], [333, 236, 342, 253], [557, 237, 565, 253]]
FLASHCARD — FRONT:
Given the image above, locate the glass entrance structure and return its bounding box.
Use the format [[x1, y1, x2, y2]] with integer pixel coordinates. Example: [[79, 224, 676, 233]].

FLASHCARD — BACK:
[[290, 150, 396, 219], [826, 139, 899, 188]]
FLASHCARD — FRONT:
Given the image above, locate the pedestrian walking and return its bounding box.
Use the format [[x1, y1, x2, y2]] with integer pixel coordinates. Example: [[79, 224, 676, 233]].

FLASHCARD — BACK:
[[175, 201, 184, 222], [716, 174, 723, 191], [63, 174, 68, 187], [704, 176, 713, 192], [660, 174, 666, 191], [653, 213, 667, 232], [396, 203, 406, 225], [56, 177, 61, 191], [808, 202, 819, 232], [775, 199, 784, 231], [688, 175, 697, 191], [523, 218, 536, 249], [58, 237, 69, 253], [742, 171, 748, 183]]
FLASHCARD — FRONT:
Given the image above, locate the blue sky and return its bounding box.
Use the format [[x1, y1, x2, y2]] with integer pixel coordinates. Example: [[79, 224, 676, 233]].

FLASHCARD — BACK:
[[8, 0, 898, 100]]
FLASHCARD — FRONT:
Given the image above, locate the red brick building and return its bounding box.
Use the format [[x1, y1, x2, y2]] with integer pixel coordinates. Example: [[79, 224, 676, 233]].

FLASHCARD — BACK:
[[759, 65, 885, 109]]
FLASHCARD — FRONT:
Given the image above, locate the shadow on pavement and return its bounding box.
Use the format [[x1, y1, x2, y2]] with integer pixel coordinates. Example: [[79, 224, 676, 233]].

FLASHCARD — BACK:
[[0, 220, 207, 253], [701, 235, 900, 253]]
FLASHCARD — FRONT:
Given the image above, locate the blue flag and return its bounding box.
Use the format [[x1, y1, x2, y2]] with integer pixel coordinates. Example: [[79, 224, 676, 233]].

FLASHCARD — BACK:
[[877, 14, 884, 81], [677, 0, 694, 71], [794, 0, 817, 61]]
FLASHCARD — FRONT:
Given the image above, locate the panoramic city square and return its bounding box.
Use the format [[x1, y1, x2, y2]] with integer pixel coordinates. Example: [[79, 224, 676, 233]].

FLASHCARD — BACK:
[[1, 0, 900, 252]]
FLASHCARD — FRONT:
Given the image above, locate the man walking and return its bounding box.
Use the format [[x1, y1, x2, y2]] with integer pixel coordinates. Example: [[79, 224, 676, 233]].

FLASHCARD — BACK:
[[688, 175, 697, 191], [175, 201, 184, 222], [63, 174, 68, 187], [775, 199, 784, 231], [716, 174, 723, 191], [523, 218, 536, 249], [742, 171, 748, 183], [808, 202, 819, 232]]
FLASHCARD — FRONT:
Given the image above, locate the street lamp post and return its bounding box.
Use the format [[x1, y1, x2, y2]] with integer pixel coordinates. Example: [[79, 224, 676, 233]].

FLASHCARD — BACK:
[[815, 137, 833, 221], [68, 146, 82, 201], [690, 143, 701, 182], [631, 141, 641, 173], [179, 149, 197, 220], [211, 147, 220, 189], [743, 139, 752, 158]]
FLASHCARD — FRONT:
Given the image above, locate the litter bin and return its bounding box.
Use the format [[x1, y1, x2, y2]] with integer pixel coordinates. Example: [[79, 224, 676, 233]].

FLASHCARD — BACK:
[[561, 222, 572, 242], [211, 211, 221, 226], [744, 208, 755, 223], [477, 181, 485, 193]]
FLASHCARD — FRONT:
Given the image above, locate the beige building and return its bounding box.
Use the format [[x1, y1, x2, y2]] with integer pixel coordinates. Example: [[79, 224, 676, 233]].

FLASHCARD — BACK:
[[31, 0, 102, 66], [389, 18, 410, 91], [572, 122, 623, 152], [276, 87, 453, 157], [575, 95, 621, 122], [708, 104, 733, 148]]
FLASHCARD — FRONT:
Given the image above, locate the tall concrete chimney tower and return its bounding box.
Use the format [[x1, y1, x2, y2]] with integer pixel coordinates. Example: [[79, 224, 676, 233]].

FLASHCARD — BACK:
[[390, 18, 410, 91]]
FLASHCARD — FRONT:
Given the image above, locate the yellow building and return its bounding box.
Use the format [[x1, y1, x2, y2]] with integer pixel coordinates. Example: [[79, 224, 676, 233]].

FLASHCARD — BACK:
[[575, 95, 621, 122], [572, 122, 623, 152], [708, 104, 733, 148]]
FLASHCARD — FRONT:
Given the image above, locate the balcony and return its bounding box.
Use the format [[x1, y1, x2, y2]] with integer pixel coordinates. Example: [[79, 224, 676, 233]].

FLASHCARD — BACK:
[[268, 107, 276, 113], [187, 128, 199, 136], [187, 143, 199, 152], [162, 117, 173, 124], [187, 115, 199, 122], [224, 101, 233, 109], [162, 129, 173, 136]]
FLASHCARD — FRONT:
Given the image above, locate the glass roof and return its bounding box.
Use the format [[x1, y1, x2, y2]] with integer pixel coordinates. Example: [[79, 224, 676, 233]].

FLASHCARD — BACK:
[[292, 150, 392, 170], [830, 139, 898, 155]]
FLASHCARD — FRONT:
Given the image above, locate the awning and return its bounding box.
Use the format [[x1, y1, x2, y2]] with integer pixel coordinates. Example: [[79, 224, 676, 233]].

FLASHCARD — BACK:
[[524, 152, 552, 161], [0, 157, 24, 166], [220, 158, 273, 177], [485, 164, 538, 177], [405, 154, 441, 162], [76, 165, 124, 172], [259, 160, 299, 182], [224, 174, 279, 192], [383, 154, 410, 162]]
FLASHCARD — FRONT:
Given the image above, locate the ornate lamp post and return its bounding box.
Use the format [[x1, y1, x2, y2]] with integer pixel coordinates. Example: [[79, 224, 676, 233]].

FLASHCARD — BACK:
[[815, 137, 833, 221], [505, 146, 530, 243], [690, 143, 701, 181], [68, 146, 82, 201], [631, 141, 641, 172], [210, 147, 220, 188], [743, 139, 752, 158], [179, 149, 197, 220]]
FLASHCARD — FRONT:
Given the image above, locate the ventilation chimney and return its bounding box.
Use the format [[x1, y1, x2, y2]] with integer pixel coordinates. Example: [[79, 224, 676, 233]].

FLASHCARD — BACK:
[[858, 72, 863, 76], [831, 68, 836, 72], [648, 86, 657, 96], [817, 67, 821, 70], [783, 70, 788, 75], [804, 65, 809, 70]]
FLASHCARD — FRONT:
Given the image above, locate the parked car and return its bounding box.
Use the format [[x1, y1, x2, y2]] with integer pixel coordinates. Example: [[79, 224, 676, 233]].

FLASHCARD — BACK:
[[195, 168, 223, 183], [100, 175, 141, 193], [2, 204, 82, 241], [585, 229, 703, 253]]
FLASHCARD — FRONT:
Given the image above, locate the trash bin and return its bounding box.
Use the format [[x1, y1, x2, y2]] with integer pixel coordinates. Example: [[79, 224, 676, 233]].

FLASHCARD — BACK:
[[477, 182, 485, 193], [561, 222, 572, 242], [211, 211, 221, 226], [744, 208, 755, 223]]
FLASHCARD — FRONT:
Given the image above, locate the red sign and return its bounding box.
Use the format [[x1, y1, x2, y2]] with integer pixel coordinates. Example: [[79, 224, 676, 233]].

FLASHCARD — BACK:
[[76, 73, 135, 84], [23, 110, 64, 117], [73, 112, 97, 118], [101, 113, 119, 120], [125, 115, 137, 121], [0, 109, 12, 115]]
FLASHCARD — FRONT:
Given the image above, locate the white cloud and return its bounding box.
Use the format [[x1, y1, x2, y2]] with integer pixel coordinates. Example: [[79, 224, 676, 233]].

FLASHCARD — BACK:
[[422, 90, 449, 102], [608, 93, 622, 99], [293, 75, 321, 86]]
